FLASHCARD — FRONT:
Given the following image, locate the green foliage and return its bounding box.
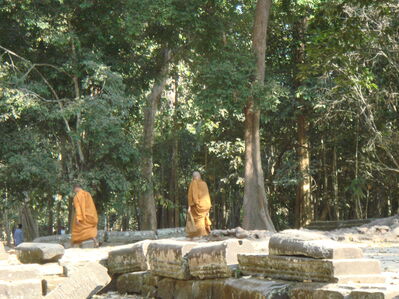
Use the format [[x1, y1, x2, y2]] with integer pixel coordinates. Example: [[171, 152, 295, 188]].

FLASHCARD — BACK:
[[0, 0, 398, 234]]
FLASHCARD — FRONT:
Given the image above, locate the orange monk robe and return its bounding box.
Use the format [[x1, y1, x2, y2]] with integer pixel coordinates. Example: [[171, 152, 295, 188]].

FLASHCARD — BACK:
[[187, 179, 212, 237], [71, 190, 98, 244]]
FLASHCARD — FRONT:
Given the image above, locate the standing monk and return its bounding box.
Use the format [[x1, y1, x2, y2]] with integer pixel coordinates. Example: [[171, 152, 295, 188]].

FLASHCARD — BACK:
[[72, 184, 98, 246], [187, 171, 212, 237]]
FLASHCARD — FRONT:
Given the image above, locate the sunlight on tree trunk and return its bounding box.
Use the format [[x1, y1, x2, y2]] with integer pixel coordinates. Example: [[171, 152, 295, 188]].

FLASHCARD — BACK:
[[293, 16, 312, 228], [295, 114, 312, 227], [242, 0, 275, 231]]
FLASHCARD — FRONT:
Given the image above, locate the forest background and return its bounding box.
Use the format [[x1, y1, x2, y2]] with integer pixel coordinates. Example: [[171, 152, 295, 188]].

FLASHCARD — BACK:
[[0, 0, 398, 243]]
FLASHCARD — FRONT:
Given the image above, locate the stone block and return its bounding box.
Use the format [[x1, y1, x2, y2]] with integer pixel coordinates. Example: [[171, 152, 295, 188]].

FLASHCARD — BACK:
[[105, 230, 156, 244], [349, 285, 399, 299], [16, 242, 64, 264], [148, 240, 198, 280], [79, 239, 97, 248], [0, 265, 40, 281], [0, 279, 43, 299], [34, 234, 72, 248], [188, 239, 255, 279], [238, 254, 384, 283], [289, 283, 399, 299], [116, 270, 159, 297], [46, 262, 110, 299], [269, 230, 363, 259], [156, 227, 185, 239], [37, 263, 65, 276], [289, 283, 350, 299], [156, 277, 291, 299], [223, 278, 292, 299], [108, 240, 151, 275]]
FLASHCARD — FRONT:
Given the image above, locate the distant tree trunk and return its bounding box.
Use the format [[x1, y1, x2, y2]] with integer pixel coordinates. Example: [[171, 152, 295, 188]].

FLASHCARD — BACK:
[[68, 197, 74, 233], [332, 145, 339, 219], [319, 138, 330, 220], [19, 194, 39, 241], [47, 195, 54, 235], [354, 122, 363, 219], [56, 199, 62, 234], [242, 0, 275, 231], [139, 48, 171, 230], [293, 16, 312, 228], [169, 77, 179, 227], [3, 191, 11, 247]]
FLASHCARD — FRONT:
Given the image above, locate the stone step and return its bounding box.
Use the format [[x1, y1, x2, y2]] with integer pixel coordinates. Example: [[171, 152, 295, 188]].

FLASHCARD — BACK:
[[147, 240, 199, 280], [0, 263, 63, 281], [0, 279, 43, 299], [107, 240, 151, 275], [238, 254, 384, 283], [269, 231, 363, 259], [187, 239, 255, 279], [16, 242, 64, 264], [0, 265, 40, 281]]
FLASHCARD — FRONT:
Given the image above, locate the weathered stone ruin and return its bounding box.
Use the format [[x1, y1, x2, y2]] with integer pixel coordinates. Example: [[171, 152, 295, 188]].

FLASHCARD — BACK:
[[16, 243, 65, 264], [1, 226, 399, 298], [239, 230, 385, 284], [104, 229, 399, 299]]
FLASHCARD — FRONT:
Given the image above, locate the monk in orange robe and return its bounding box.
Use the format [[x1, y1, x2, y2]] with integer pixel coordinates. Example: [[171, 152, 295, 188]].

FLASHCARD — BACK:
[[71, 184, 98, 245], [187, 171, 212, 237]]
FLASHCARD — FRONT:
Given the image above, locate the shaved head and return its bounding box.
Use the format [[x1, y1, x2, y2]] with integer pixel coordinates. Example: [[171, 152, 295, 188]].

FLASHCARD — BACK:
[[192, 171, 201, 180]]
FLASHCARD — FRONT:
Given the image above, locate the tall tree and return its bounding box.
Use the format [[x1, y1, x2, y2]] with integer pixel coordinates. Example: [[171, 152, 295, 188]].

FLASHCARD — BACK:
[[139, 49, 171, 230], [242, 0, 275, 231], [293, 15, 312, 228]]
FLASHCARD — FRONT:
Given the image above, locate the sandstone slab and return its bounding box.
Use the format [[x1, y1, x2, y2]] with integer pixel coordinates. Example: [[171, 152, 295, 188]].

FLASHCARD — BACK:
[[157, 277, 292, 299], [33, 234, 72, 248], [156, 227, 185, 239], [46, 262, 110, 299], [269, 230, 363, 259], [79, 239, 97, 248], [148, 240, 198, 279], [0, 265, 40, 281], [117, 271, 159, 297], [0, 279, 42, 299], [108, 240, 151, 275], [188, 239, 255, 279], [16, 242, 64, 264], [105, 230, 156, 244], [238, 254, 384, 283], [289, 283, 399, 299]]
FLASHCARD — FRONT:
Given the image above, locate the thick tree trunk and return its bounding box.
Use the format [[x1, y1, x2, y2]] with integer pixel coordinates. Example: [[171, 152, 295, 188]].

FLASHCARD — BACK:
[[19, 194, 39, 241], [242, 0, 275, 231], [295, 114, 312, 227], [292, 16, 312, 228], [139, 48, 171, 230]]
